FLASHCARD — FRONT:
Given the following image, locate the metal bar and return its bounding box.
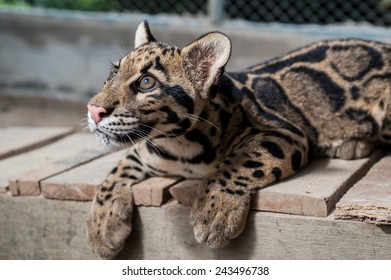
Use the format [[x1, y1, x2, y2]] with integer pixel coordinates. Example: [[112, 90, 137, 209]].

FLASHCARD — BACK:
[[208, 0, 225, 25]]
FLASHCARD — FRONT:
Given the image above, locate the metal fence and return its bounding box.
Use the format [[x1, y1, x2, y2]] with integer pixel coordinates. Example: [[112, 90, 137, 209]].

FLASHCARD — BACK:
[[118, 0, 391, 26]]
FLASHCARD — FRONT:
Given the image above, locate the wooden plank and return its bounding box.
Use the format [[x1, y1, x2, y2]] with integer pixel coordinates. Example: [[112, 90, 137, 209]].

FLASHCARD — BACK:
[[132, 177, 182, 206], [2, 195, 391, 259], [169, 179, 200, 207], [334, 154, 391, 225], [40, 151, 124, 201], [42, 150, 181, 206], [0, 127, 74, 160], [168, 151, 383, 217], [0, 133, 107, 195], [252, 151, 384, 217]]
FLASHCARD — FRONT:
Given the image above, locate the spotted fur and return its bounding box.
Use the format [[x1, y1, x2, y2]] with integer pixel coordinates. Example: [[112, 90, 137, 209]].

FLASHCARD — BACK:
[[86, 21, 391, 258]]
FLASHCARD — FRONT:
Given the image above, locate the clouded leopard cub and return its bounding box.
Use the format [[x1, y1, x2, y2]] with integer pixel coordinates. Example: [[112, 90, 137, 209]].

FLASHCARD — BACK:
[[87, 21, 391, 258]]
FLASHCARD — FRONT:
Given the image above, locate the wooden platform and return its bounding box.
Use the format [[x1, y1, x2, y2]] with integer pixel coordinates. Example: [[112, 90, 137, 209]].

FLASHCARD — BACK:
[[1, 127, 391, 259]]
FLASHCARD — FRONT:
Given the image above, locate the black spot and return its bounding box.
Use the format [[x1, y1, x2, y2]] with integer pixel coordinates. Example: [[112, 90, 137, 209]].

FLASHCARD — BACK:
[[219, 179, 227, 187], [96, 198, 104, 206], [184, 129, 216, 164], [350, 86, 360, 100], [261, 131, 294, 145], [234, 181, 248, 187], [154, 56, 167, 76], [291, 150, 302, 171], [219, 109, 232, 137], [261, 141, 285, 159], [226, 188, 235, 195], [236, 190, 245, 196], [132, 166, 143, 172], [160, 106, 180, 123], [159, 85, 195, 114], [253, 45, 329, 75], [110, 167, 118, 174], [140, 62, 153, 74], [243, 160, 264, 168], [219, 75, 244, 103], [252, 170, 264, 178], [223, 171, 231, 179], [272, 167, 282, 181], [140, 109, 156, 115], [379, 100, 385, 110], [104, 194, 112, 201], [126, 154, 143, 166]]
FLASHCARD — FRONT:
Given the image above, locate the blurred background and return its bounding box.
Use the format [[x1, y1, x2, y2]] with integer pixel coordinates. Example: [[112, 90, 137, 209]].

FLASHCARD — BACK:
[[0, 0, 390, 128]]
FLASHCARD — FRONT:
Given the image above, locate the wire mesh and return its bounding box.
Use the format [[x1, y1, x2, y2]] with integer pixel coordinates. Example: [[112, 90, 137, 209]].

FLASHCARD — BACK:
[[117, 0, 391, 26], [117, 0, 207, 16], [225, 0, 391, 26]]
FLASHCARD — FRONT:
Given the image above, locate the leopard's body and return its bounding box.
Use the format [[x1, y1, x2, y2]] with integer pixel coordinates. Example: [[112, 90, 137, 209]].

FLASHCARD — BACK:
[[86, 21, 391, 258]]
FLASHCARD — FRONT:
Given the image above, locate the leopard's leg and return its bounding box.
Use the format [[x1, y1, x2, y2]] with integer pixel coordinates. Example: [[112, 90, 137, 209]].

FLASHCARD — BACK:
[[190, 128, 309, 248], [87, 147, 147, 259]]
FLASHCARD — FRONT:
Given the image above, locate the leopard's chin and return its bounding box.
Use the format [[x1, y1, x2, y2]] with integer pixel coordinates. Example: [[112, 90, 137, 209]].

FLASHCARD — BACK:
[[94, 129, 143, 149]]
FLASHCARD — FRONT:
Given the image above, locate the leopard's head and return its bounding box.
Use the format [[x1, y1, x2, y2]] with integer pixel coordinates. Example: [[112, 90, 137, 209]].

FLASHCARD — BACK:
[[87, 20, 231, 147]]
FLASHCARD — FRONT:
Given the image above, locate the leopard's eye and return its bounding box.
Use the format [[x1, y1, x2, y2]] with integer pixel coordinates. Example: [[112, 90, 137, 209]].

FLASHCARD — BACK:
[[136, 75, 158, 91]]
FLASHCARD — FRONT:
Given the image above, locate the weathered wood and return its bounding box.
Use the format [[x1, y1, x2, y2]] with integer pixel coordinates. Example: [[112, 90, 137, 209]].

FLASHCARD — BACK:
[[133, 177, 182, 206], [252, 151, 383, 217], [42, 151, 181, 205], [5, 133, 108, 196], [40, 151, 124, 201], [0, 127, 74, 160], [334, 154, 391, 225], [169, 179, 200, 207], [1, 195, 390, 259], [167, 151, 383, 217]]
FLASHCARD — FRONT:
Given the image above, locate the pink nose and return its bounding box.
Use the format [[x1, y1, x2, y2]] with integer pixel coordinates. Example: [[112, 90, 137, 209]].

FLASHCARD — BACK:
[[87, 104, 108, 123]]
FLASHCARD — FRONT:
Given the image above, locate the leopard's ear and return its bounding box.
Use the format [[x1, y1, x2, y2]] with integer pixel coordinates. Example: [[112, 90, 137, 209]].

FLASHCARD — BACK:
[[181, 32, 231, 99], [134, 20, 156, 48]]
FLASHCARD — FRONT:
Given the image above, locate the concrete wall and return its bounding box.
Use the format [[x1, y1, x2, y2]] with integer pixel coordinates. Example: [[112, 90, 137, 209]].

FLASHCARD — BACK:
[[1, 8, 390, 102]]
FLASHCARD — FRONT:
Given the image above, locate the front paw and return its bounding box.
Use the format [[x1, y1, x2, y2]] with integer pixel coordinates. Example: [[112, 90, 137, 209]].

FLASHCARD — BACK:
[[190, 185, 251, 248], [87, 188, 133, 259]]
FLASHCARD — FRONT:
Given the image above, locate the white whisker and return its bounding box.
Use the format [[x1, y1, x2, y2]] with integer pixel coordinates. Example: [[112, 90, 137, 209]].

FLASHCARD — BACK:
[[186, 113, 221, 131]]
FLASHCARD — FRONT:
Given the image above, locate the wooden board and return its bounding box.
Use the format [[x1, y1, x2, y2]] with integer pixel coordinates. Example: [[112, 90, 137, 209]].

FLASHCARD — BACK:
[[0, 133, 108, 195], [169, 151, 383, 217], [1, 195, 391, 260], [252, 151, 383, 217], [41, 150, 182, 206], [334, 154, 391, 225], [40, 151, 124, 201], [0, 127, 74, 160], [133, 177, 182, 206]]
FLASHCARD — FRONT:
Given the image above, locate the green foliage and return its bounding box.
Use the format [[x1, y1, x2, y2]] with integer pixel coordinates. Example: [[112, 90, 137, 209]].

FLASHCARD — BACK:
[[0, 0, 30, 7], [0, 0, 121, 11]]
